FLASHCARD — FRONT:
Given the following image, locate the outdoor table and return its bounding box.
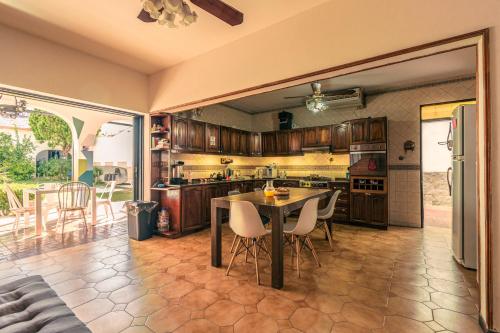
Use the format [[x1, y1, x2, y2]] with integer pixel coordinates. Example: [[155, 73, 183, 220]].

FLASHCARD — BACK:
[[22, 186, 97, 236], [211, 187, 331, 289]]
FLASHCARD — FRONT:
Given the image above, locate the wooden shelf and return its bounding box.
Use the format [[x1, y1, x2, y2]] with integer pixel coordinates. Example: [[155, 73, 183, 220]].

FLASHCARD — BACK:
[[151, 131, 169, 135]]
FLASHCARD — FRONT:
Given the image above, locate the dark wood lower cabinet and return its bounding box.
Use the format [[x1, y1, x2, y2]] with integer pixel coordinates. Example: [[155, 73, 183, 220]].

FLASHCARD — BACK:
[[329, 181, 350, 222], [181, 187, 204, 231], [350, 192, 388, 228], [202, 185, 220, 224]]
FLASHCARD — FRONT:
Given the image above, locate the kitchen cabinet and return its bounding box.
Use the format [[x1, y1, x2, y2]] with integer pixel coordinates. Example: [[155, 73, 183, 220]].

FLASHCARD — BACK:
[[368, 117, 387, 143], [273, 179, 300, 188], [275, 131, 289, 155], [262, 132, 276, 156], [350, 192, 388, 228], [187, 119, 205, 152], [289, 129, 303, 154], [181, 186, 204, 231], [302, 126, 332, 148], [329, 181, 350, 222], [230, 129, 241, 155], [350, 117, 387, 145], [254, 180, 266, 190], [239, 131, 249, 155], [249, 132, 262, 156], [205, 124, 220, 153], [171, 117, 188, 151], [332, 124, 350, 152], [202, 185, 220, 224], [220, 126, 232, 154]]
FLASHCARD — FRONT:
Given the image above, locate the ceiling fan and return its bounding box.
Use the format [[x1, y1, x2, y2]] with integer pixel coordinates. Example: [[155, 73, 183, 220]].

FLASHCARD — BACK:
[[284, 82, 360, 113], [137, 0, 243, 27]]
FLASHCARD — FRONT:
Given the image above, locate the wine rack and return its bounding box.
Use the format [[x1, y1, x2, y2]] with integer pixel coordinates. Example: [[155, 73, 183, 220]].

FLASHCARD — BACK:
[[350, 176, 387, 194]]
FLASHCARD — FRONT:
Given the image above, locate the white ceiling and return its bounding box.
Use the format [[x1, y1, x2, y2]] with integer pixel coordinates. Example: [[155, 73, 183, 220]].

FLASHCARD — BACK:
[[0, 0, 330, 74], [223, 47, 477, 114]]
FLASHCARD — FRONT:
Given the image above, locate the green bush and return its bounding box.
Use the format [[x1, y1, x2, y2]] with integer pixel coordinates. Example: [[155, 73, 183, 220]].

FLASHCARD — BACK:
[[0, 132, 35, 181], [37, 158, 72, 179]]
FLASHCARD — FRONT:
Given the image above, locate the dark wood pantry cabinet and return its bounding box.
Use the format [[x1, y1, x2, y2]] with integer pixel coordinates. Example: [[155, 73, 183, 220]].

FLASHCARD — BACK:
[[332, 123, 350, 152], [350, 117, 387, 145], [302, 125, 332, 148]]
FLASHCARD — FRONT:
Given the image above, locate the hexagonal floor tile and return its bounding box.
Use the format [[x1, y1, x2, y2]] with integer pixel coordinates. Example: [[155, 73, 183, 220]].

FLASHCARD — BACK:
[[433, 308, 482, 333], [289, 307, 333, 333], [87, 311, 133, 333], [180, 289, 219, 310], [340, 302, 384, 329], [126, 294, 168, 317], [73, 298, 114, 323], [175, 318, 219, 333], [257, 295, 298, 320], [234, 313, 279, 333], [159, 280, 196, 299], [230, 283, 265, 305], [146, 305, 191, 332], [95, 276, 131, 293], [386, 297, 433, 322], [205, 300, 246, 326], [382, 315, 434, 333]]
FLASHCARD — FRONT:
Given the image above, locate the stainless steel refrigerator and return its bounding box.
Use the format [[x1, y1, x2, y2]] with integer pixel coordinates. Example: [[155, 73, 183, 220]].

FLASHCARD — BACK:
[[450, 104, 477, 269]]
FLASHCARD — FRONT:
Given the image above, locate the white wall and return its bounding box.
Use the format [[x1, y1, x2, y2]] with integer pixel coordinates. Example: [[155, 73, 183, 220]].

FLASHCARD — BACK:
[[422, 120, 452, 172]]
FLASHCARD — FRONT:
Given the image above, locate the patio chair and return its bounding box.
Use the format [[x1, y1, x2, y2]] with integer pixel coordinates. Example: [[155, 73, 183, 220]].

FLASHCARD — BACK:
[[57, 182, 91, 234], [96, 181, 116, 220], [5, 184, 34, 233]]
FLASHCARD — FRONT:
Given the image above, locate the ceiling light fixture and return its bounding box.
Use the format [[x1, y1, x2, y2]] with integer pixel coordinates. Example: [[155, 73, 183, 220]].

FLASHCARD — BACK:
[[306, 97, 329, 113], [142, 0, 198, 27], [0, 94, 28, 119]]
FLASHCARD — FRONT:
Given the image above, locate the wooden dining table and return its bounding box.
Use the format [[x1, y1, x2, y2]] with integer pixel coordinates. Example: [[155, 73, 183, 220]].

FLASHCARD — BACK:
[[23, 187, 97, 236], [211, 187, 331, 289]]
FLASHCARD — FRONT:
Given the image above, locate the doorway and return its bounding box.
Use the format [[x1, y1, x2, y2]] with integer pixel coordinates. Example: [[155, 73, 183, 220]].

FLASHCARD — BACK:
[[420, 100, 476, 229]]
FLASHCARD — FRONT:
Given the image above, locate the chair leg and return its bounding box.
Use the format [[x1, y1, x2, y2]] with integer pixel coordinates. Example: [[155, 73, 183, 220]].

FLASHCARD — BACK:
[[290, 234, 295, 265], [324, 221, 334, 250], [253, 239, 260, 285], [229, 234, 238, 253], [306, 235, 321, 268], [24, 212, 30, 227], [61, 211, 66, 234], [108, 201, 115, 220], [226, 237, 242, 276], [295, 235, 301, 277], [244, 238, 249, 263], [261, 237, 272, 262], [13, 213, 20, 233], [80, 209, 88, 231]]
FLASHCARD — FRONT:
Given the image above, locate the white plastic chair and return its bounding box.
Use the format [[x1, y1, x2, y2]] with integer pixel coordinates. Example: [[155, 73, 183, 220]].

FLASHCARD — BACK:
[[316, 190, 341, 250], [97, 181, 117, 220], [284, 197, 320, 277], [226, 201, 272, 285]]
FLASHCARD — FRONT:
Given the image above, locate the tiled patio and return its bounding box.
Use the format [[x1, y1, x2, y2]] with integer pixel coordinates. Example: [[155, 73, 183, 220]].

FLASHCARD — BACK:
[[0, 222, 480, 333]]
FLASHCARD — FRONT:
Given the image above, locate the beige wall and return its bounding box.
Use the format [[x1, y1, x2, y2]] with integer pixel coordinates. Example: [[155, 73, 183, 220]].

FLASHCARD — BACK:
[[149, 0, 499, 328], [0, 23, 148, 113]]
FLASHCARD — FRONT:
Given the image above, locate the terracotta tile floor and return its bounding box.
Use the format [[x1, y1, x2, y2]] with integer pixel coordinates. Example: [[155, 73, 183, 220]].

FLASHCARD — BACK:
[[0, 223, 481, 333]]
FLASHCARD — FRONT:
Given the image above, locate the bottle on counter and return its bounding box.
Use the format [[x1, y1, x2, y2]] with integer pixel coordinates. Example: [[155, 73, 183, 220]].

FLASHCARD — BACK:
[[263, 180, 275, 197], [157, 208, 170, 233]]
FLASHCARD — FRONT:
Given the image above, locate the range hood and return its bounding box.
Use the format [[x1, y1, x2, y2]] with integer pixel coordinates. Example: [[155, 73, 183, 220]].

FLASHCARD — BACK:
[[301, 146, 331, 152]]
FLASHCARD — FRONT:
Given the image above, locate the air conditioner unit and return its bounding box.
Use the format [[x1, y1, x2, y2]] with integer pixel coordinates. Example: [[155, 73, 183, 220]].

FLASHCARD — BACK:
[[325, 88, 364, 109]]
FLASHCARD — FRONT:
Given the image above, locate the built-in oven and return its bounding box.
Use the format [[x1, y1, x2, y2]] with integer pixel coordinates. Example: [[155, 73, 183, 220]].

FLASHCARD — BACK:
[[349, 143, 387, 177]]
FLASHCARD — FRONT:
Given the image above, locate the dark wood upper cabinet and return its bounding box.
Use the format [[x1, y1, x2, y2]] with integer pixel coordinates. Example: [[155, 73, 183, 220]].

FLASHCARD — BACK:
[[230, 129, 240, 155], [302, 126, 332, 148], [171, 117, 188, 151], [220, 126, 232, 154], [350, 117, 387, 145], [239, 131, 249, 155], [187, 119, 205, 152], [181, 186, 203, 231], [302, 127, 317, 147], [275, 131, 289, 155], [289, 129, 303, 154], [261, 132, 276, 156], [368, 117, 387, 143], [249, 132, 262, 156], [350, 119, 368, 145], [205, 123, 220, 153], [332, 123, 350, 152]]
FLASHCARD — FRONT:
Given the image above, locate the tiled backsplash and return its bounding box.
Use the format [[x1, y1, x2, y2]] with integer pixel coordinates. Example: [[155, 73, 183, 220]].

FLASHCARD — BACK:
[[172, 152, 350, 179]]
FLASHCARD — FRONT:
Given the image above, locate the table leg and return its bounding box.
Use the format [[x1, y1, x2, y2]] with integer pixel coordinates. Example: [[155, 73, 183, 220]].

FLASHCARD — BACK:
[[35, 192, 42, 236], [211, 201, 223, 267], [22, 190, 30, 226], [271, 207, 284, 289], [91, 187, 97, 225]]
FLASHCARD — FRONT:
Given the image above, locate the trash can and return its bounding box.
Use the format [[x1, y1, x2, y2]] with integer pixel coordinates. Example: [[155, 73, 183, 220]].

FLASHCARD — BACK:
[[126, 201, 158, 241]]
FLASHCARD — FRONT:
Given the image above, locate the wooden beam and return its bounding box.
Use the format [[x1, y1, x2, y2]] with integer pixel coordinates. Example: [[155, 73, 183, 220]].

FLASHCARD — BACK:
[[190, 0, 243, 26]]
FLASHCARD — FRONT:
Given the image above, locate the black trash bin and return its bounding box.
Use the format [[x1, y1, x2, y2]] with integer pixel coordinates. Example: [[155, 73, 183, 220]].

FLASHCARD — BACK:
[[126, 201, 158, 240]]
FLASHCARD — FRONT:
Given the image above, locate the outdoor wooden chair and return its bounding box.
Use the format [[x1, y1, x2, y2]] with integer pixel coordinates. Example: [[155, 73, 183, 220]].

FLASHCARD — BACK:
[[57, 182, 90, 234], [5, 184, 34, 233], [96, 181, 116, 220]]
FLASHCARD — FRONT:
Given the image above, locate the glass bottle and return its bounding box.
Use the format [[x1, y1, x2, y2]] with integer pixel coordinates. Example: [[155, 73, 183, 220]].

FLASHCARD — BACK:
[[263, 180, 275, 197]]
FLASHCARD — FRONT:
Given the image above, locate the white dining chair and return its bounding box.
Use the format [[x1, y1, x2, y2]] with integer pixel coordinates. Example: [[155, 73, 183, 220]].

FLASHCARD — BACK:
[[57, 182, 91, 234], [226, 201, 272, 285], [284, 197, 320, 277], [316, 190, 341, 250], [97, 181, 117, 220]]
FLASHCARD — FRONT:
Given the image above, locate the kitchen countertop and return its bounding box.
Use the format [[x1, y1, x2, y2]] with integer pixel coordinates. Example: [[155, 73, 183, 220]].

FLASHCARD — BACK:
[[151, 177, 350, 190]]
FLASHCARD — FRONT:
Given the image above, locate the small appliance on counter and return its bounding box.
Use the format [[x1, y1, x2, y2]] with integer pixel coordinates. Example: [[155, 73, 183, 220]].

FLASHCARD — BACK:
[[170, 160, 188, 185], [299, 175, 331, 188], [263, 164, 278, 178]]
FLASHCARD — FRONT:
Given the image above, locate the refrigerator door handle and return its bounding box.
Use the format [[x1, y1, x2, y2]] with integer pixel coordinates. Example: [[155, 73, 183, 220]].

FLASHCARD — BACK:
[[447, 166, 452, 196], [446, 122, 453, 151]]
